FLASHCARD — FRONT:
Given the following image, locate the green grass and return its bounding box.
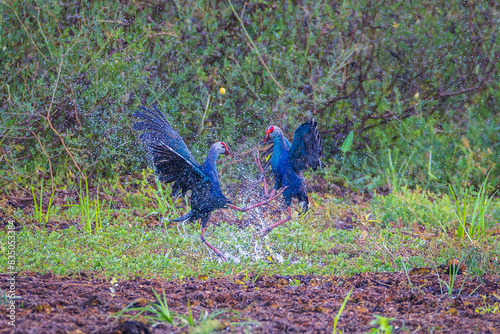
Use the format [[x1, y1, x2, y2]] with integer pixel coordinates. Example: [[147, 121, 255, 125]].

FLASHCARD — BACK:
[[113, 287, 257, 332], [449, 168, 498, 242], [332, 288, 353, 334], [113, 288, 175, 325], [30, 179, 55, 226], [368, 315, 396, 334], [2, 174, 498, 280]]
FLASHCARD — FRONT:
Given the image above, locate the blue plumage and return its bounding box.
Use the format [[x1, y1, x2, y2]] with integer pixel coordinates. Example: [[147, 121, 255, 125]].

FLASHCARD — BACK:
[[133, 105, 231, 259], [256, 119, 324, 236], [133, 104, 274, 260]]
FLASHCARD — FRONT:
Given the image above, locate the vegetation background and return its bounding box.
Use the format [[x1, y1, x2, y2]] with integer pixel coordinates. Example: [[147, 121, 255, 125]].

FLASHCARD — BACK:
[[1, 4, 500, 331], [1, 0, 499, 192]]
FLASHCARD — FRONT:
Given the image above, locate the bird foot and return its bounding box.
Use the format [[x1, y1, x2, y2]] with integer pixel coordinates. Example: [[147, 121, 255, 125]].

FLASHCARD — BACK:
[[264, 186, 287, 203], [215, 252, 228, 262], [253, 227, 272, 239]]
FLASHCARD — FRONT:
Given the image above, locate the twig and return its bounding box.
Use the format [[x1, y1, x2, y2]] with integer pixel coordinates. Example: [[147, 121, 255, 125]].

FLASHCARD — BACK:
[[13, 153, 32, 161], [220, 158, 243, 174], [200, 92, 211, 132], [439, 84, 482, 97], [36, 7, 54, 60], [30, 130, 55, 194], [314, 93, 355, 113], [147, 32, 178, 38], [439, 52, 500, 98], [11, 7, 48, 61], [45, 50, 84, 178], [220, 145, 273, 174], [227, 0, 284, 94]]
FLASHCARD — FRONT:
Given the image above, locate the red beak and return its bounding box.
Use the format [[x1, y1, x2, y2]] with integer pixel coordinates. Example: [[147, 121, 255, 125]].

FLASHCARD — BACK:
[[263, 127, 274, 144], [221, 142, 231, 156], [262, 134, 270, 144]]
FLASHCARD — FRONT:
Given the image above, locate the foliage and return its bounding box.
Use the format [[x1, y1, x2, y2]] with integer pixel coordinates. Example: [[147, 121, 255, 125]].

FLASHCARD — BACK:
[[146, 178, 179, 222], [1, 0, 499, 192], [113, 287, 255, 332], [475, 294, 500, 314], [30, 179, 55, 225], [449, 168, 498, 241], [368, 315, 396, 334], [1, 174, 498, 279], [62, 174, 104, 233], [115, 288, 174, 325], [435, 254, 472, 296]]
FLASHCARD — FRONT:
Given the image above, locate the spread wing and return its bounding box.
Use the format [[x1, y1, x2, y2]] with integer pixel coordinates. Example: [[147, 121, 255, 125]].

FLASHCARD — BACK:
[[289, 119, 324, 172], [133, 104, 208, 196]]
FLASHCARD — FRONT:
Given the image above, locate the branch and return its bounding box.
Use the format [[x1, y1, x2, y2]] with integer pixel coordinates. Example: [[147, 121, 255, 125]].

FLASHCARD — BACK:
[[439, 51, 500, 98], [361, 106, 417, 132], [220, 145, 273, 174], [438, 84, 482, 97], [314, 93, 356, 114], [228, 0, 284, 94], [30, 130, 54, 194]]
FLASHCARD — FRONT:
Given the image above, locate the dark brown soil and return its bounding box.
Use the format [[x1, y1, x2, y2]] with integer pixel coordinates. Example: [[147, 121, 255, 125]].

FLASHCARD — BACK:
[[1, 271, 499, 333]]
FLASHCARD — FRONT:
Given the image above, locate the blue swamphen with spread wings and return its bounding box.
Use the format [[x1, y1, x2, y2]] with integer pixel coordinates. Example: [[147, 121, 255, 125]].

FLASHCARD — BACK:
[[133, 105, 276, 260], [254, 119, 324, 237]]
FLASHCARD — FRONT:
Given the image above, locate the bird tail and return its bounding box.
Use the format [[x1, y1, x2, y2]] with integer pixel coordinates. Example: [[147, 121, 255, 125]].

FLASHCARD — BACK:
[[170, 211, 193, 223]]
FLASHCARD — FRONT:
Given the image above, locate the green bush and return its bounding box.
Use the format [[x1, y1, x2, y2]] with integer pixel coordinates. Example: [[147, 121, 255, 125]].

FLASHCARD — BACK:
[[1, 0, 499, 191]]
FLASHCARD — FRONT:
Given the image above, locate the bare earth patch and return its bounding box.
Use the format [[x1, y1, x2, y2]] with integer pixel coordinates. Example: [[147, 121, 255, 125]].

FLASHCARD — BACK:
[[1, 272, 499, 333]]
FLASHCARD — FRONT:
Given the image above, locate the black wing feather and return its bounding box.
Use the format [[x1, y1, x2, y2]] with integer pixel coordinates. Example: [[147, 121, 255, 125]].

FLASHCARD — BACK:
[[289, 119, 324, 172], [133, 104, 207, 196]]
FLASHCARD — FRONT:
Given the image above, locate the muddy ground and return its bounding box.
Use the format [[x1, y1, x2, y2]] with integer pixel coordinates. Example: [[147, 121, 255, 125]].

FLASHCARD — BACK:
[[1, 271, 499, 333]]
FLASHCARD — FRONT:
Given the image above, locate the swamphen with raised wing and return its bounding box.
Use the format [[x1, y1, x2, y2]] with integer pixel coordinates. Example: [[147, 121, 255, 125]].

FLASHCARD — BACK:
[[254, 119, 324, 237], [133, 105, 275, 260]]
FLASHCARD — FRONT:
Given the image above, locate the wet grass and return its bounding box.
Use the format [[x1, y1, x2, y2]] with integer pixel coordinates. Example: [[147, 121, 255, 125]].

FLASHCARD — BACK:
[[1, 173, 499, 281]]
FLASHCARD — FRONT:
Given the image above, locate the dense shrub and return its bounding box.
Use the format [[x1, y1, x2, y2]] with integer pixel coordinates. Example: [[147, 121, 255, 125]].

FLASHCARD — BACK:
[[1, 0, 499, 190]]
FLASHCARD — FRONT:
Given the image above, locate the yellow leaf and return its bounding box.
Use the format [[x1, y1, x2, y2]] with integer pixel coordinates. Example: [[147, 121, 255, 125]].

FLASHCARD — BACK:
[[445, 308, 458, 316]]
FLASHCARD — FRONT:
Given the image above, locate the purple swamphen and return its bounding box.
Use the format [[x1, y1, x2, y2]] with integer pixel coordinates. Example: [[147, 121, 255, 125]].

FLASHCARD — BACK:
[[255, 119, 324, 237], [133, 105, 276, 260]]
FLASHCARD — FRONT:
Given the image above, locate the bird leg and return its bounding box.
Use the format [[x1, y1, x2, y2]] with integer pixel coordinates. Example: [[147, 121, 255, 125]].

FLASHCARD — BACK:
[[254, 206, 292, 238], [263, 187, 285, 206], [227, 187, 287, 212], [200, 227, 227, 261], [228, 201, 279, 212], [267, 189, 276, 200], [254, 151, 270, 197]]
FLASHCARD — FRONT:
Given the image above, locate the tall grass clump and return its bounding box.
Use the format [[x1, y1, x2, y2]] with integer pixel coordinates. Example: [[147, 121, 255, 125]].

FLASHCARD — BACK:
[[65, 174, 103, 233], [114, 288, 256, 331], [449, 168, 497, 242], [147, 179, 179, 222], [30, 179, 55, 226]]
